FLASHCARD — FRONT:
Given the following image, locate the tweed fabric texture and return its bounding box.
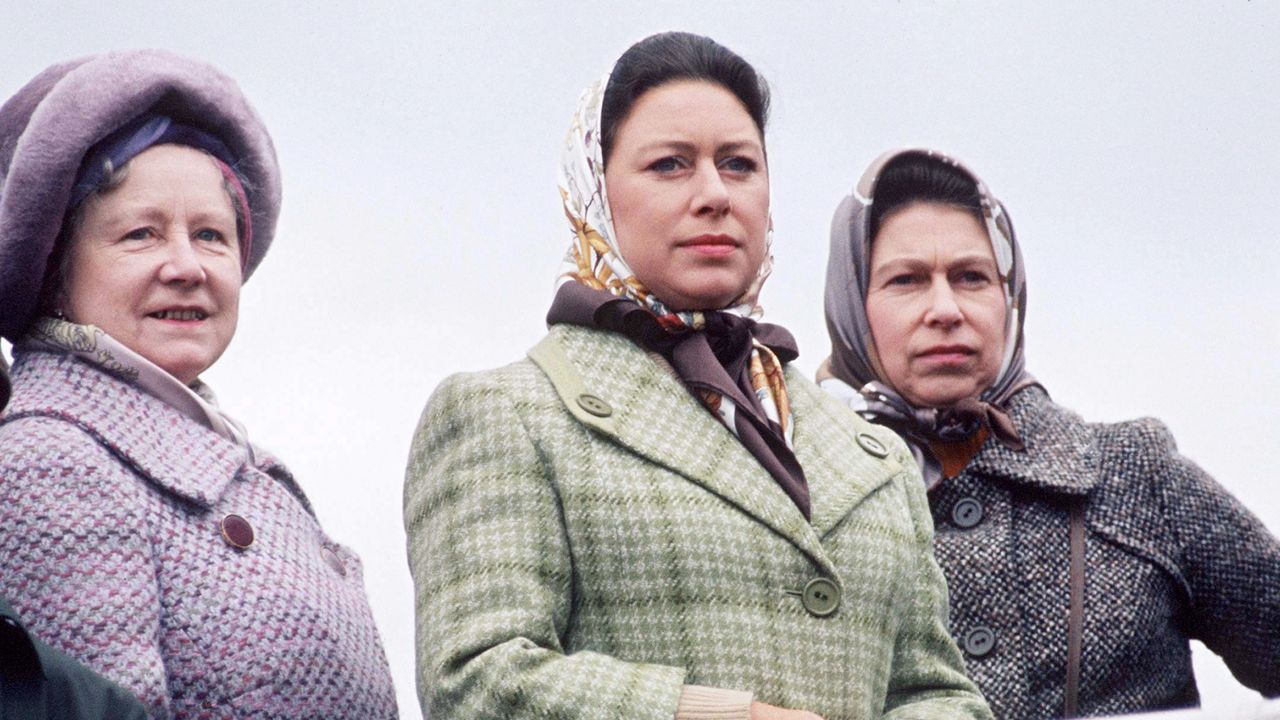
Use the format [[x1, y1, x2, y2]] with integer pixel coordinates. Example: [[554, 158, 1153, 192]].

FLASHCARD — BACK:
[[1, 596, 151, 719], [0, 351, 398, 719], [928, 386, 1280, 719], [22, 317, 252, 456], [405, 324, 992, 720]]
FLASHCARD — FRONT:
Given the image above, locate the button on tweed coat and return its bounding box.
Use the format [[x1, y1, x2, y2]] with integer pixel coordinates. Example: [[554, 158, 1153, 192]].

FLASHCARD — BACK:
[[405, 325, 993, 720], [0, 351, 399, 719], [927, 386, 1280, 719]]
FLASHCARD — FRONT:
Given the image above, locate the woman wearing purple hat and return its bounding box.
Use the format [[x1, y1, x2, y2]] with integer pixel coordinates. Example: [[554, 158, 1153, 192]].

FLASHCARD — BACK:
[[0, 51, 398, 718]]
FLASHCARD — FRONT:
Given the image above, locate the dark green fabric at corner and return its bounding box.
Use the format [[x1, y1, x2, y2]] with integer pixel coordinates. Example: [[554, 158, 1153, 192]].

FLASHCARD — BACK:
[[1, 353, 10, 412], [1, 598, 148, 720]]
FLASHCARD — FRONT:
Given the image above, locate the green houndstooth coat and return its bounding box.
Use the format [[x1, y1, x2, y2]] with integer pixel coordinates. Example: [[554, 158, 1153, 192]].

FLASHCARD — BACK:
[[405, 325, 992, 719]]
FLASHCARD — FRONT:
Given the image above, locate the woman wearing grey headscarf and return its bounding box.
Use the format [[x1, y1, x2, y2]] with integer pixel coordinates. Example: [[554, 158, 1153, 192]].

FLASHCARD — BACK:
[[820, 147, 1280, 719]]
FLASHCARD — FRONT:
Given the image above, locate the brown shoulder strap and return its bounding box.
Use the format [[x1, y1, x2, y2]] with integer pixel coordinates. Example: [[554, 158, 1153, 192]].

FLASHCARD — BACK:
[[1065, 502, 1086, 718]]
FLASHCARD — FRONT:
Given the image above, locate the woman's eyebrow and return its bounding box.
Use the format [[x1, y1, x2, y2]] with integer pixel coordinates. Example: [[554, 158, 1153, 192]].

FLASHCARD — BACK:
[[634, 139, 697, 154], [635, 138, 761, 154], [868, 258, 928, 278], [716, 140, 761, 153], [871, 256, 930, 269], [948, 253, 999, 266]]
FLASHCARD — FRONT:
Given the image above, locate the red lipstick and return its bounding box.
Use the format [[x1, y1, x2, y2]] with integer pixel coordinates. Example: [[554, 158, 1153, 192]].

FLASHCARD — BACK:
[[678, 233, 738, 257]]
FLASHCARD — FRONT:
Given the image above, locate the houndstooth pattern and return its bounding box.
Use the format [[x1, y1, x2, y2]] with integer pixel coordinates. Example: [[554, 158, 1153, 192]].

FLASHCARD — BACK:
[[927, 386, 1280, 720], [404, 325, 992, 720], [0, 351, 398, 719]]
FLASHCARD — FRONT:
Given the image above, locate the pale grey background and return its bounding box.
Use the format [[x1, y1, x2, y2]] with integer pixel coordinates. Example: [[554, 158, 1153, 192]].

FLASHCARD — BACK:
[[2, 2, 1276, 717]]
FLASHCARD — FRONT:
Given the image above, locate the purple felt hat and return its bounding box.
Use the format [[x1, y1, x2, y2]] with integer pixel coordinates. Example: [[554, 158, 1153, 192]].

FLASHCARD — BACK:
[[0, 49, 282, 341]]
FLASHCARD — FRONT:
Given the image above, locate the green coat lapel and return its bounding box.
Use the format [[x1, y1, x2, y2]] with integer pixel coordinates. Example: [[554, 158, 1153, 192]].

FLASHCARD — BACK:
[[785, 372, 902, 538], [529, 326, 833, 571]]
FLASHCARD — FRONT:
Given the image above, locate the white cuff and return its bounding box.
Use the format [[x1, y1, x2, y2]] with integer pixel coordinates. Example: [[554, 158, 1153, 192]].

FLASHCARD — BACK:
[[674, 684, 754, 720]]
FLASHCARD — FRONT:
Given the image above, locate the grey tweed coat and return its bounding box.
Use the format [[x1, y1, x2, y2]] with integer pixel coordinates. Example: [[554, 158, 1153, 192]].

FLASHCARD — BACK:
[[929, 386, 1279, 719], [405, 324, 992, 719]]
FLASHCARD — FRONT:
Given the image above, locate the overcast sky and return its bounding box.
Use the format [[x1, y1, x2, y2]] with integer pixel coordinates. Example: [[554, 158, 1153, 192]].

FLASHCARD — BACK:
[[3, 2, 1277, 717]]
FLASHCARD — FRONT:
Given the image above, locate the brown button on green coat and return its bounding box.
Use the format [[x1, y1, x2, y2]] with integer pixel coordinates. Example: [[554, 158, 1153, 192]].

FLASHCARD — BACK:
[[405, 325, 992, 719]]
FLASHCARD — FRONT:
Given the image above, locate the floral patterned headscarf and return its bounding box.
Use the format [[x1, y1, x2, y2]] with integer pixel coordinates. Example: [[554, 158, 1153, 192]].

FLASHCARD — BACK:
[[549, 74, 810, 518], [555, 75, 775, 323]]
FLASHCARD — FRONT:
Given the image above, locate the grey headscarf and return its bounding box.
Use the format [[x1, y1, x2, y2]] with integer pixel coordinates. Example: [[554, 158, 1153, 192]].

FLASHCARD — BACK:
[[821, 147, 1038, 487]]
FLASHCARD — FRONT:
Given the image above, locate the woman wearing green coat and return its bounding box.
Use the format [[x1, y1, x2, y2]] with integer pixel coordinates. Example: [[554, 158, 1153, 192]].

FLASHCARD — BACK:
[[404, 32, 992, 720]]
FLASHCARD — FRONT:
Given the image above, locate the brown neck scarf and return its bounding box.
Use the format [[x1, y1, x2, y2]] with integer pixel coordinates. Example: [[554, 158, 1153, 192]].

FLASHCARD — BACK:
[[548, 282, 810, 518]]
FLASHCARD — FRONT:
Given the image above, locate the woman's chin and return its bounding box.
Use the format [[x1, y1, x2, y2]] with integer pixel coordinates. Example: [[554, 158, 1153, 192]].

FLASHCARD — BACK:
[[903, 383, 984, 409], [123, 330, 231, 384], [653, 282, 749, 312], [139, 350, 218, 385]]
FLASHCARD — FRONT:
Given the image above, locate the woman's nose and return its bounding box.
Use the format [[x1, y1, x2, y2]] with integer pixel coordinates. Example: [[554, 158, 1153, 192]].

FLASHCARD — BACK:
[[691, 162, 731, 216], [157, 236, 207, 285], [923, 280, 963, 326]]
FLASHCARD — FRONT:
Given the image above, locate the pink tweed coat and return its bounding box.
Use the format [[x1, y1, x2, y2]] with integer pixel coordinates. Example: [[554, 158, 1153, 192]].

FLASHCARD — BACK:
[[0, 351, 398, 719]]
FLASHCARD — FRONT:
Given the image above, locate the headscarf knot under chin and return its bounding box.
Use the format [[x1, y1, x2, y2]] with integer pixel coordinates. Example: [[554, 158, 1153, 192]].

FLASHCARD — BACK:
[[935, 397, 1025, 451]]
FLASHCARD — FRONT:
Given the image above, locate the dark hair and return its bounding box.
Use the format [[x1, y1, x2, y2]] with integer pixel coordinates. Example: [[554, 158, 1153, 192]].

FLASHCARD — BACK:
[[869, 152, 983, 240], [600, 31, 771, 164]]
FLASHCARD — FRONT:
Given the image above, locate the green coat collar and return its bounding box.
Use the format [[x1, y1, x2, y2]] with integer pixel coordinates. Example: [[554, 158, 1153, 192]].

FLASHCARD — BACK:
[[529, 325, 907, 573]]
